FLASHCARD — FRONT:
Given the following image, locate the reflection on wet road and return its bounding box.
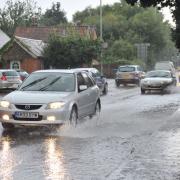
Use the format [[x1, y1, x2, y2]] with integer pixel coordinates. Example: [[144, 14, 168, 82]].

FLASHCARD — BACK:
[[44, 137, 66, 180], [0, 136, 14, 180], [0, 80, 180, 179]]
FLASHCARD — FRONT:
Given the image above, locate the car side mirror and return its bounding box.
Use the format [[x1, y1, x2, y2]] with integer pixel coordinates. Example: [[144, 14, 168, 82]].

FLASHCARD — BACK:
[[101, 75, 105, 79], [79, 85, 88, 91]]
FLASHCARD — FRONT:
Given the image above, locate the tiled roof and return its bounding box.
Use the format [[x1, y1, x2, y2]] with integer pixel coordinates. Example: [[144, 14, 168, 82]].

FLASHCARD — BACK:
[[15, 36, 46, 58], [0, 29, 10, 49], [15, 26, 97, 42]]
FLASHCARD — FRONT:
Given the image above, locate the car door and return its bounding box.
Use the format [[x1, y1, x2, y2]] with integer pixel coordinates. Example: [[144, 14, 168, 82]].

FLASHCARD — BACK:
[[81, 72, 99, 115], [76, 72, 91, 118]]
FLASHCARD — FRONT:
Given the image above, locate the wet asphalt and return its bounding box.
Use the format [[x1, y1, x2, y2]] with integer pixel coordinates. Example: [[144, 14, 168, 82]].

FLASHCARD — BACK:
[[1, 80, 180, 179]]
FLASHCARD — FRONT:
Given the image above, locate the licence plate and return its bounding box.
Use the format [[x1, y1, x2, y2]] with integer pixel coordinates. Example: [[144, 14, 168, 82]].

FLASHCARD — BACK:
[[122, 74, 132, 79], [15, 112, 39, 119]]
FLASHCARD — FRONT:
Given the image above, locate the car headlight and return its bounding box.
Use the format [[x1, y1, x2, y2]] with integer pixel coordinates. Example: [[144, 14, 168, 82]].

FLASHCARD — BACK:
[[47, 102, 65, 109], [0, 101, 10, 108]]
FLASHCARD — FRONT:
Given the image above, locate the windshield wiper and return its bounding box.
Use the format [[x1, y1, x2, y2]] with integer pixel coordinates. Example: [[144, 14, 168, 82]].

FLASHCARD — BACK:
[[20, 77, 47, 91], [39, 76, 62, 91]]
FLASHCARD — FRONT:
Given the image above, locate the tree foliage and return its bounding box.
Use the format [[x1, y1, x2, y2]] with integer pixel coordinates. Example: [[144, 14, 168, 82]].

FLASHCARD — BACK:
[[125, 0, 180, 49], [40, 2, 67, 26], [43, 35, 100, 69], [0, 0, 40, 36], [73, 1, 177, 68]]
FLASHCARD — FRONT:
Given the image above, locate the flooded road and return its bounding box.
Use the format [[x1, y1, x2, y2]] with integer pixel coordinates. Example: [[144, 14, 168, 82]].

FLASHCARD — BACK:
[[1, 80, 180, 179]]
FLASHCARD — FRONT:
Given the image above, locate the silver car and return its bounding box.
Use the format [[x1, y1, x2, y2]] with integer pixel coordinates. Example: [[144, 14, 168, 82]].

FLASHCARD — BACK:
[[0, 70, 101, 129], [140, 70, 176, 94], [0, 69, 22, 89]]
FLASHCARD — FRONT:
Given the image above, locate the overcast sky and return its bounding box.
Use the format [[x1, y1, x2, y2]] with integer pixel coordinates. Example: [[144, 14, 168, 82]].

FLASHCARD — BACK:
[[0, 0, 174, 25]]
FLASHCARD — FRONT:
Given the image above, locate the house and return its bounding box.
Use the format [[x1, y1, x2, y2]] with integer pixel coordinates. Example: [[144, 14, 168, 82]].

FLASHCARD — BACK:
[[2, 26, 97, 73], [2, 36, 45, 73]]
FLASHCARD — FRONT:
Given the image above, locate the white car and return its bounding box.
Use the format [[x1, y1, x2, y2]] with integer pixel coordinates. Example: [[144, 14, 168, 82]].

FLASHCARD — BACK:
[[140, 70, 176, 94], [0, 69, 101, 129], [0, 69, 22, 89]]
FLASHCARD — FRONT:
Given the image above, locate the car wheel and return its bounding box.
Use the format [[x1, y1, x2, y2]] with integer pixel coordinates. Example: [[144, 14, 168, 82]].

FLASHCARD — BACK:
[[136, 80, 140, 86], [2, 123, 15, 130], [93, 102, 101, 125], [115, 81, 120, 87], [103, 84, 108, 95], [141, 88, 145, 94], [69, 107, 78, 127]]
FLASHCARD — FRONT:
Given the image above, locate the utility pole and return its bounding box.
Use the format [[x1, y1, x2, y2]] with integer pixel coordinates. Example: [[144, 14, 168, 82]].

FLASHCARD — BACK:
[[100, 0, 103, 75]]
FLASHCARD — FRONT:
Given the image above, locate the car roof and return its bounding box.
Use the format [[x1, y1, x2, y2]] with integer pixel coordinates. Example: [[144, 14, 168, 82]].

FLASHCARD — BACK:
[[0, 69, 17, 72], [147, 70, 171, 73], [34, 69, 88, 74], [119, 65, 139, 67]]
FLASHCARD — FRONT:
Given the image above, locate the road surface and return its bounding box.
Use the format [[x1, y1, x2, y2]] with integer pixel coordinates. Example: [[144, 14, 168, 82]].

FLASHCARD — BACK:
[[0, 80, 180, 179]]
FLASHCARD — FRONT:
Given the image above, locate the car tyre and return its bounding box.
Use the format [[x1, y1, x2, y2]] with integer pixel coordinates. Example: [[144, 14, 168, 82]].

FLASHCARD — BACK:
[[2, 123, 15, 130], [115, 81, 120, 87], [93, 101, 101, 125], [136, 80, 140, 86], [69, 107, 78, 127], [141, 88, 145, 94], [103, 83, 108, 95]]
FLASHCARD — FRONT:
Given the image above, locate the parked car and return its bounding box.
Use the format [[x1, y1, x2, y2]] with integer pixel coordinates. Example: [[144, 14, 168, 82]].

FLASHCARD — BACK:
[[75, 68, 108, 95], [16, 70, 29, 81], [140, 70, 176, 94], [115, 65, 145, 87], [0, 69, 22, 90], [0, 69, 101, 129]]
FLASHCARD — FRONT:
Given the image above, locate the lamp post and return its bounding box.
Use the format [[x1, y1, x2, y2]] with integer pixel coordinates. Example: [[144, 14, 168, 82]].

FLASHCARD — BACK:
[[100, 0, 103, 75]]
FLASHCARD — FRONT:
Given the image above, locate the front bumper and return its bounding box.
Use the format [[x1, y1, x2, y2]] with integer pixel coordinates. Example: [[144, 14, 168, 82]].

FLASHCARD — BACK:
[[141, 83, 171, 90], [0, 107, 69, 127], [0, 119, 64, 126]]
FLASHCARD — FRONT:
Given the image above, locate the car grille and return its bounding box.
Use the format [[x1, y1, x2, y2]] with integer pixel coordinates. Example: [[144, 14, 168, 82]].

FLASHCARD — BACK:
[[15, 105, 42, 110], [12, 115, 43, 121]]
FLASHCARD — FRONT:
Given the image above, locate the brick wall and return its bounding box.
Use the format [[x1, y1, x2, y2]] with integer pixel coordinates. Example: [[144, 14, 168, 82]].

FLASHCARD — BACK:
[[21, 58, 42, 73]]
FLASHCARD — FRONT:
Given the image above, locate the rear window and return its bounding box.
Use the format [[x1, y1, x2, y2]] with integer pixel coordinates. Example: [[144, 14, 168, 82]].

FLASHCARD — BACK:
[[118, 66, 135, 72], [2, 71, 18, 76]]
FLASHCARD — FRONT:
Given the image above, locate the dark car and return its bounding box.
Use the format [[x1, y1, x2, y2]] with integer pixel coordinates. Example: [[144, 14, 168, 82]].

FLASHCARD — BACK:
[[115, 65, 145, 87], [75, 68, 108, 95]]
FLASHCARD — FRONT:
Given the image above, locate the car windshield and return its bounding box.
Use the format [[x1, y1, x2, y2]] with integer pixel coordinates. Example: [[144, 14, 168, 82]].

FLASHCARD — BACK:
[[146, 71, 171, 78], [118, 66, 135, 72], [19, 72, 75, 92]]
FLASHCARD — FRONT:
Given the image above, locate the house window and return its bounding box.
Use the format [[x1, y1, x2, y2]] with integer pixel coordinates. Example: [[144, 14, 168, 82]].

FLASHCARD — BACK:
[[10, 61, 20, 70]]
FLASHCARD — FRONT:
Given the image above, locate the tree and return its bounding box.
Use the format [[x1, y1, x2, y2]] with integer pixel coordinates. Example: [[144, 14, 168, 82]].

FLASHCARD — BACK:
[[72, 1, 177, 68], [43, 35, 100, 69], [0, 0, 40, 36], [40, 2, 67, 26], [125, 0, 180, 49]]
